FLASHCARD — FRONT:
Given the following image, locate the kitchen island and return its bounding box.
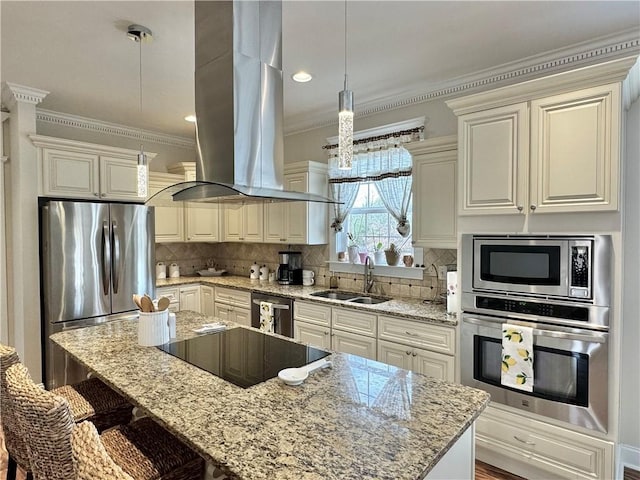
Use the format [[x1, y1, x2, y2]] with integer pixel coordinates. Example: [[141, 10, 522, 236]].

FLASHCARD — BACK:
[[51, 312, 489, 480]]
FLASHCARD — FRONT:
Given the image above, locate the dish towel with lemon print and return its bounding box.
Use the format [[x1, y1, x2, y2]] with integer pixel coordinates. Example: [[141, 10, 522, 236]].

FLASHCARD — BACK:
[[501, 323, 534, 392], [259, 301, 274, 333]]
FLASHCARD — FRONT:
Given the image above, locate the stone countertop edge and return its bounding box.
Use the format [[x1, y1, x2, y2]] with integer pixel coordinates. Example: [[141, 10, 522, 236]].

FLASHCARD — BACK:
[[156, 275, 457, 327], [50, 312, 489, 480]]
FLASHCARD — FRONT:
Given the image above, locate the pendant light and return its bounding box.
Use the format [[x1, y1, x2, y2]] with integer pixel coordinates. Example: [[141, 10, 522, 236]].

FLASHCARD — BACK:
[[127, 24, 153, 198], [338, 0, 353, 170]]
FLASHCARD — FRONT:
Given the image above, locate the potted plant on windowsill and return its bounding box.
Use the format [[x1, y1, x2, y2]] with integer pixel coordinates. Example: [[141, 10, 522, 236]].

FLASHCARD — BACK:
[[373, 242, 386, 265], [347, 233, 359, 264], [384, 243, 401, 266]]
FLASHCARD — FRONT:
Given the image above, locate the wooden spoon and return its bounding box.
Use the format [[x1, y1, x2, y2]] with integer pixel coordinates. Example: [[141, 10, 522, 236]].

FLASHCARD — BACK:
[[132, 294, 143, 310], [140, 295, 155, 313], [157, 297, 171, 312]]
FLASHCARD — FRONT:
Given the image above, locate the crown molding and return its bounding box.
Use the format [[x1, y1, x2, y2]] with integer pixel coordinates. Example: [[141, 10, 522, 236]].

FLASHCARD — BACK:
[[36, 109, 196, 150], [404, 135, 458, 156], [623, 58, 640, 109], [1, 82, 49, 108], [284, 28, 640, 136], [29, 134, 158, 160]]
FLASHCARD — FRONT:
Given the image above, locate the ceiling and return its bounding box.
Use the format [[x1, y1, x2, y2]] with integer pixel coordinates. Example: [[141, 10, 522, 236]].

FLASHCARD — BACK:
[[2, 1, 639, 140]]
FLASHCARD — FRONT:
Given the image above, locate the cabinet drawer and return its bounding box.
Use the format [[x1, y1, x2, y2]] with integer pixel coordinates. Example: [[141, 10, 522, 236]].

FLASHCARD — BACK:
[[332, 308, 376, 337], [378, 315, 455, 355], [156, 287, 179, 304], [214, 286, 250, 308], [294, 300, 331, 326], [476, 406, 613, 479]]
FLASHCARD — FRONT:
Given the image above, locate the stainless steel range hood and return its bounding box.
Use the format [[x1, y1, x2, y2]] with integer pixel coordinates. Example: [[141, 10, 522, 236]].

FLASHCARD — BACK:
[[148, 0, 335, 206]]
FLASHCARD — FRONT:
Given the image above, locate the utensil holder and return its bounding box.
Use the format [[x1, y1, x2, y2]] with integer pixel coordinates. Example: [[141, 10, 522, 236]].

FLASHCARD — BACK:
[[138, 310, 169, 346]]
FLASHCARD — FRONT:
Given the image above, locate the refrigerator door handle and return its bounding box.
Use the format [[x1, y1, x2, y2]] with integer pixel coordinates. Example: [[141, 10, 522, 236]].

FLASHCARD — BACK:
[[111, 220, 121, 294], [101, 221, 111, 296]]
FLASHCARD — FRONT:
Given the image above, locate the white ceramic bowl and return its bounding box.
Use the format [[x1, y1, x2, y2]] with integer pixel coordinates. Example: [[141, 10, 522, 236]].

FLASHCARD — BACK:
[[278, 368, 308, 386]]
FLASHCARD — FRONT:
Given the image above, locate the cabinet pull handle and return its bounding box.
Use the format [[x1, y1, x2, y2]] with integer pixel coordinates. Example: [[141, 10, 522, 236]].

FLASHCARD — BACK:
[[513, 435, 535, 446], [516, 205, 523, 212], [530, 204, 537, 211], [405, 331, 420, 337]]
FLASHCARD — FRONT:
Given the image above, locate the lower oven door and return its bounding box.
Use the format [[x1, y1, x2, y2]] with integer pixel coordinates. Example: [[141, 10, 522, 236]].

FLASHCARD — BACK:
[[461, 313, 608, 433]]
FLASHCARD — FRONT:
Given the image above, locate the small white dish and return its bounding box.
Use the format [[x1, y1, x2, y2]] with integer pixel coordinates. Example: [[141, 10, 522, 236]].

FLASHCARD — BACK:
[[198, 269, 227, 277], [278, 358, 332, 386]]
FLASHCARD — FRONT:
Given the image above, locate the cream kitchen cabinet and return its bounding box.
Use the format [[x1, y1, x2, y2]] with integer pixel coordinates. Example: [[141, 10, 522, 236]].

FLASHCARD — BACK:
[[331, 307, 377, 360], [293, 300, 332, 349], [200, 285, 215, 316], [168, 163, 220, 242], [223, 203, 263, 243], [149, 172, 185, 243], [179, 285, 201, 312], [214, 286, 251, 326], [447, 59, 633, 216], [32, 135, 156, 202], [155, 286, 180, 312], [377, 315, 455, 381], [476, 405, 614, 480], [264, 162, 329, 245], [406, 137, 457, 249]]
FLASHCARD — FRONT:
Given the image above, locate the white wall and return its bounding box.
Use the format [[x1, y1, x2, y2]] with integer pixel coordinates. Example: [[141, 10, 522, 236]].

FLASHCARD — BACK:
[[284, 98, 457, 164], [36, 120, 196, 172], [620, 96, 640, 452]]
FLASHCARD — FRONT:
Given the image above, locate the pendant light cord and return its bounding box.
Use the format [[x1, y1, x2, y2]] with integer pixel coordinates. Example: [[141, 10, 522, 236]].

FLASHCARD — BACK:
[[344, 0, 348, 91]]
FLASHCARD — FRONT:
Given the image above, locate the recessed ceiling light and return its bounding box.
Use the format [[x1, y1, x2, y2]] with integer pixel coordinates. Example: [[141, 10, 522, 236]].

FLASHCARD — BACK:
[[292, 71, 313, 83], [184, 115, 197, 123]]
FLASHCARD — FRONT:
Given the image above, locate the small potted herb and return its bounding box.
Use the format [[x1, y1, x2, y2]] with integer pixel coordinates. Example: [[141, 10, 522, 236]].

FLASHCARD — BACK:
[[373, 241, 386, 265], [347, 233, 359, 264]]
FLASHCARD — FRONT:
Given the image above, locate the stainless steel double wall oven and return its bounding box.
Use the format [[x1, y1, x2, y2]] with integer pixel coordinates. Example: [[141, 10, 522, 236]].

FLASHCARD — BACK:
[[460, 234, 612, 433]]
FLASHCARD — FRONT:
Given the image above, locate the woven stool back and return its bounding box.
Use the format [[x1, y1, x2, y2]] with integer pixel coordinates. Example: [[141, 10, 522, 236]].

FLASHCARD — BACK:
[[5, 363, 75, 480], [71, 421, 134, 480], [0, 343, 32, 470]]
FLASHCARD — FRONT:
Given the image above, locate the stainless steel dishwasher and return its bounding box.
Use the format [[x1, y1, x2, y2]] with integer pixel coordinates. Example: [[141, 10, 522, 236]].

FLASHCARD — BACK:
[[250, 292, 294, 338]]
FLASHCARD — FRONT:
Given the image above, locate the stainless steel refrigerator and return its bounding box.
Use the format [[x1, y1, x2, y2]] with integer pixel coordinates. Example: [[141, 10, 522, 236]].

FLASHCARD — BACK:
[[40, 200, 154, 388]]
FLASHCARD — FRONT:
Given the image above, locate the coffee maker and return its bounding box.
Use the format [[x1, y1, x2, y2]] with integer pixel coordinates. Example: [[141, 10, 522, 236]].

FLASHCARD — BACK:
[[277, 251, 302, 285]]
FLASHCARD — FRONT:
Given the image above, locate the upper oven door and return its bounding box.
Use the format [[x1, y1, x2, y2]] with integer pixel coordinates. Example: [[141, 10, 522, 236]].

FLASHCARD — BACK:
[[473, 238, 568, 297]]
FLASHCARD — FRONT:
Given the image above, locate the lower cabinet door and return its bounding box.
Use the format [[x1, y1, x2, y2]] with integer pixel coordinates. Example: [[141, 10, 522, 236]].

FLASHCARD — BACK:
[[294, 321, 331, 349], [413, 347, 455, 382], [179, 286, 201, 313], [214, 304, 231, 322], [377, 340, 413, 370], [200, 285, 215, 316], [331, 330, 376, 360], [232, 307, 251, 327]]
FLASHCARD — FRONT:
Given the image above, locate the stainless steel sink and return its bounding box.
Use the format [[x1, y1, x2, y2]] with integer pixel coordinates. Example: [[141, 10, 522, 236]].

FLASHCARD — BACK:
[[310, 290, 360, 301], [309, 290, 390, 304], [345, 296, 390, 304]]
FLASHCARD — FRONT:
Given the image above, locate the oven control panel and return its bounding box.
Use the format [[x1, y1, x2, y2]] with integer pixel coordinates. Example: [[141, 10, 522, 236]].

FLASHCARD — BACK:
[[475, 296, 589, 322]]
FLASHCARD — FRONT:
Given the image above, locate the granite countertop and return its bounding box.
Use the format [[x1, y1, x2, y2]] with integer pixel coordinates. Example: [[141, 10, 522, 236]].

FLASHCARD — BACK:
[[157, 275, 455, 327], [51, 312, 489, 480]]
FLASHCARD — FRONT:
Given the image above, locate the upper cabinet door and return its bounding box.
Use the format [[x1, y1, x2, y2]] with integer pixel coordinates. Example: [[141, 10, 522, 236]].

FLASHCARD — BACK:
[[186, 205, 220, 242], [285, 173, 308, 244], [99, 156, 141, 201], [458, 103, 529, 215], [148, 174, 184, 243], [242, 204, 264, 242], [42, 148, 100, 199], [529, 83, 620, 213], [264, 202, 287, 243]]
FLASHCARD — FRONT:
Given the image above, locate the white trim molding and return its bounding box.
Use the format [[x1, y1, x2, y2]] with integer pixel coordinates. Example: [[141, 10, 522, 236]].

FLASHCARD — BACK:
[[1, 82, 49, 108], [617, 444, 640, 478], [36, 109, 196, 150], [285, 28, 640, 136], [326, 117, 425, 145], [623, 57, 640, 109], [29, 134, 158, 161]]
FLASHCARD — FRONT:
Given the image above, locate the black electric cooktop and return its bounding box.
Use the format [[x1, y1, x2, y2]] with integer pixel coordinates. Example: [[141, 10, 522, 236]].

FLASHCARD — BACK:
[[157, 328, 330, 388]]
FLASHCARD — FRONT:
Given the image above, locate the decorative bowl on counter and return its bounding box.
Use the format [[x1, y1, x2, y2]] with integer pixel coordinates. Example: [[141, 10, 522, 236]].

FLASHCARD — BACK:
[[197, 269, 227, 277]]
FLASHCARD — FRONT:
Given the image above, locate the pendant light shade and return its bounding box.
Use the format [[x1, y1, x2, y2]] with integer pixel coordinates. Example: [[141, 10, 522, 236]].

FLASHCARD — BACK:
[[127, 24, 152, 198], [337, 1, 353, 170]]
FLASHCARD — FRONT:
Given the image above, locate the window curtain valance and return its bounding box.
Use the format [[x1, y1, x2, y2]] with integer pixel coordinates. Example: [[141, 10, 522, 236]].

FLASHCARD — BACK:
[[327, 126, 423, 235]]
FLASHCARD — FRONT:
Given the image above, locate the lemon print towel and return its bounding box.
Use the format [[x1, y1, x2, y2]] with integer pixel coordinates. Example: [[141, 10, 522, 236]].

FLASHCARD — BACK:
[[260, 301, 274, 333], [501, 323, 534, 392]]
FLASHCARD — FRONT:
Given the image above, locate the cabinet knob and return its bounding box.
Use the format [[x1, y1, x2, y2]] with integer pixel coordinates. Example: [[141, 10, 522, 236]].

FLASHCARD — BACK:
[[324, 331, 329, 336], [94, 193, 99, 197], [516, 205, 523, 212], [412, 352, 417, 357], [187, 237, 191, 240], [406, 350, 411, 356], [101, 193, 106, 197], [530, 204, 537, 211]]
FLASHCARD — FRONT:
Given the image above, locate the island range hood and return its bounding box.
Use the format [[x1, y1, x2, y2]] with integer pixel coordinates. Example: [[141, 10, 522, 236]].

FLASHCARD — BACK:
[[148, 1, 335, 206]]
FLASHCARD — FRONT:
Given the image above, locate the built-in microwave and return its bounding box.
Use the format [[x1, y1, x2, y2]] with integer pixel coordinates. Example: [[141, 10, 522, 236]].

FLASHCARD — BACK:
[[461, 234, 612, 306]]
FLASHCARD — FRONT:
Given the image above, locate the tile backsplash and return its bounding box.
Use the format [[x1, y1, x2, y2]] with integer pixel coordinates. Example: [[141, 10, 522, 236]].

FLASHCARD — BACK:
[[155, 242, 456, 301]]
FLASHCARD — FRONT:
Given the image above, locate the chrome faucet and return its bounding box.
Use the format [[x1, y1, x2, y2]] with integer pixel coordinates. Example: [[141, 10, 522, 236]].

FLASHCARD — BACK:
[[364, 255, 374, 293]]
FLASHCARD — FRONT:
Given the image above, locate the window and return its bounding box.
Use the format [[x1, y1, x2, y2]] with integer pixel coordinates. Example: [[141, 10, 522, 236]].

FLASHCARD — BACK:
[[346, 182, 413, 253]]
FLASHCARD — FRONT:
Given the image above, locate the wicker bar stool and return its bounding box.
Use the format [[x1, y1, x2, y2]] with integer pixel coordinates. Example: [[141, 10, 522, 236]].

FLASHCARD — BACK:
[[0, 344, 133, 480], [6, 363, 204, 480]]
